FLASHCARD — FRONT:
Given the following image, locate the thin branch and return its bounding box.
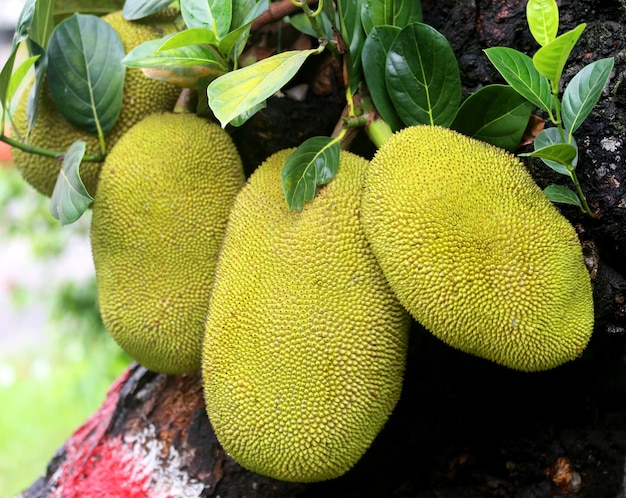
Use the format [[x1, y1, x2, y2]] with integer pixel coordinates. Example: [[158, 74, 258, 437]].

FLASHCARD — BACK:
[[252, 0, 319, 31]]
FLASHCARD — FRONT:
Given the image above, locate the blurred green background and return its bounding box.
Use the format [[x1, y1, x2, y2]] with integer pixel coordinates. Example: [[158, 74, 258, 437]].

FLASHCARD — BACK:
[[0, 159, 131, 498], [0, 3, 130, 497]]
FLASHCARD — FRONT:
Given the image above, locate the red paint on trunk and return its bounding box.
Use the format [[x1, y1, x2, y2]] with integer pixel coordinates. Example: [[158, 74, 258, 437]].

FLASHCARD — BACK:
[[51, 367, 153, 498]]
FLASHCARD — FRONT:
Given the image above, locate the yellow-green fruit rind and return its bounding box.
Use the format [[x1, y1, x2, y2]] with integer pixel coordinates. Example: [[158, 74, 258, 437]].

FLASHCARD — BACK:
[[361, 125, 594, 372], [12, 10, 180, 197], [203, 149, 410, 482], [91, 113, 245, 374]]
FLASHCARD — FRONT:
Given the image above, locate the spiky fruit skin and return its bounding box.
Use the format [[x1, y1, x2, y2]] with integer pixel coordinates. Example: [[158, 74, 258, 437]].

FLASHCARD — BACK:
[[91, 113, 244, 374], [12, 10, 180, 197], [203, 149, 410, 482], [361, 125, 594, 372]]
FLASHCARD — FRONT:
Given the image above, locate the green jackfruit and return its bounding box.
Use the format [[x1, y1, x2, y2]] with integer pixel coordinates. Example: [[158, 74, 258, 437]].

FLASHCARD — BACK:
[[361, 125, 594, 372], [91, 112, 244, 374], [203, 149, 410, 482], [12, 9, 180, 197]]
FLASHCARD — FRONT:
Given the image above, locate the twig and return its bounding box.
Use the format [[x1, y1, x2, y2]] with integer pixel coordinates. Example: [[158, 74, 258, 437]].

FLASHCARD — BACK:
[[251, 0, 319, 31]]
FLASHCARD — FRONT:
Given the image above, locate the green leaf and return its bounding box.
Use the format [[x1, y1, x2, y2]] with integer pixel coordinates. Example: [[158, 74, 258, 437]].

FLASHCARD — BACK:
[[12, 0, 55, 49], [533, 24, 585, 86], [208, 47, 323, 127], [450, 84, 532, 151], [484, 47, 552, 113], [532, 127, 578, 174], [124, 36, 228, 69], [220, 0, 268, 61], [6, 55, 40, 107], [231, 0, 258, 30], [543, 184, 582, 208], [182, 0, 232, 40], [123, 36, 228, 89], [362, 26, 403, 131], [123, 0, 173, 20], [281, 136, 340, 211], [31, 0, 56, 48], [47, 14, 126, 135], [49, 141, 94, 225], [12, 0, 36, 48], [0, 49, 18, 114], [230, 101, 267, 127], [526, 0, 559, 47], [322, 0, 339, 31], [562, 57, 614, 137], [288, 12, 334, 39], [158, 28, 219, 51], [361, 0, 423, 35], [337, 0, 365, 94], [25, 42, 47, 132], [386, 22, 461, 127], [520, 142, 577, 171]]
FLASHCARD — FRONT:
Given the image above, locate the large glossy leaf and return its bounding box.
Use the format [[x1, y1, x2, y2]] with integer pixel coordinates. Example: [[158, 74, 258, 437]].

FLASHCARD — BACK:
[[362, 26, 403, 131], [484, 47, 552, 113], [281, 136, 340, 211], [450, 85, 532, 151], [47, 14, 126, 136], [531, 127, 578, 174], [49, 140, 94, 225], [338, 0, 365, 94], [386, 22, 461, 127], [123, 0, 173, 20], [182, 0, 232, 40], [526, 0, 559, 47], [361, 0, 423, 35], [208, 47, 323, 127], [533, 24, 585, 86], [543, 184, 581, 208], [562, 57, 614, 138]]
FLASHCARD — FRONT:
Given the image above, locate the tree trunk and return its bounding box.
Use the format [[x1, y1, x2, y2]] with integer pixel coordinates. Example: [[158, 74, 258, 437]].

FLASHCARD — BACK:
[[18, 0, 626, 496]]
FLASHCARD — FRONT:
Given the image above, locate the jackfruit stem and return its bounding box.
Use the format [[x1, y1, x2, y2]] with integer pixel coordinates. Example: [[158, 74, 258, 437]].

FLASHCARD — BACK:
[[173, 88, 198, 114], [366, 119, 393, 148], [0, 133, 105, 162]]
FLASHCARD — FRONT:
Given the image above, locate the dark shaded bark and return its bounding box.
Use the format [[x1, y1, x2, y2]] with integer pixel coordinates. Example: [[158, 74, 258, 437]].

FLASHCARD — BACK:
[[19, 0, 626, 496]]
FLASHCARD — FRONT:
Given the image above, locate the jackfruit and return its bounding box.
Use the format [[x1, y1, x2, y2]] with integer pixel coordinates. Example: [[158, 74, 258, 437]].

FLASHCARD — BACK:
[[12, 9, 181, 197], [361, 125, 594, 372], [202, 149, 410, 482], [91, 112, 244, 374]]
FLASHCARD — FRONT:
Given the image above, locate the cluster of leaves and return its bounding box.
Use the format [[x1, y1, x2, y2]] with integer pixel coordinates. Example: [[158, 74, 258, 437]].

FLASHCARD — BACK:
[[0, 0, 614, 219], [486, 0, 614, 217], [202, 0, 535, 210]]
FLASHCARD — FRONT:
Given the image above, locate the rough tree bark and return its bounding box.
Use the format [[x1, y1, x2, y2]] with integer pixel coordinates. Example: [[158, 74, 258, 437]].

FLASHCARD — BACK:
[[18, 0, 626, 496]]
